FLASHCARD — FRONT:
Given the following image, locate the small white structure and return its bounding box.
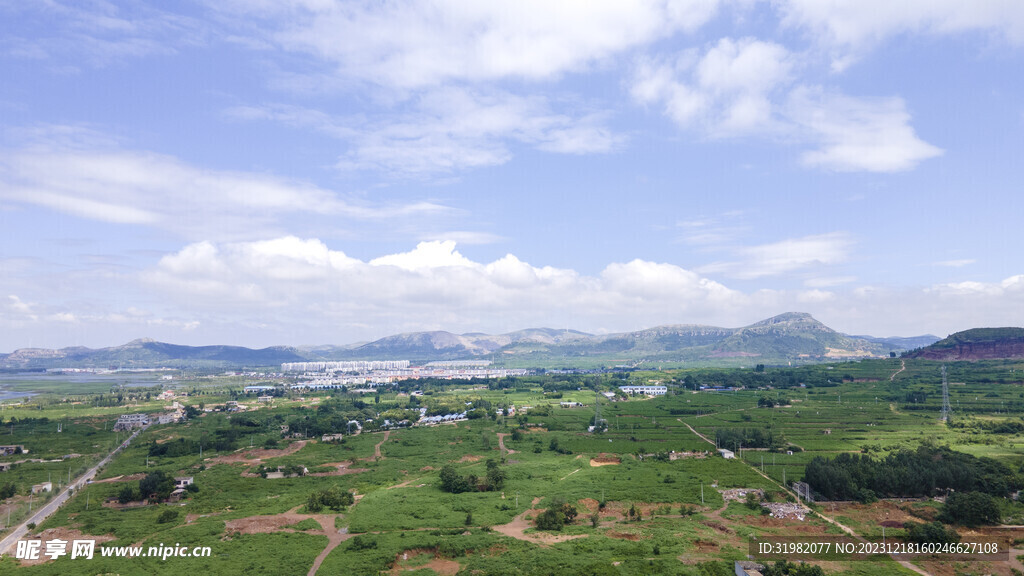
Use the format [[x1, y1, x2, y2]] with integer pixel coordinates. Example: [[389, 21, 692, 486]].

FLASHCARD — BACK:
[[31, 482, 53, 494], [174, 476, 194, 489], [718, 449, 736, 459], [619, 385, 667, 396]]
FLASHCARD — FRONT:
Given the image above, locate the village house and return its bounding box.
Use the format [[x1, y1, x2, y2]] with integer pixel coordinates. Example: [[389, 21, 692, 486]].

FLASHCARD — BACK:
[[113, 413, 150, 431], [0, 445, 25, 456]]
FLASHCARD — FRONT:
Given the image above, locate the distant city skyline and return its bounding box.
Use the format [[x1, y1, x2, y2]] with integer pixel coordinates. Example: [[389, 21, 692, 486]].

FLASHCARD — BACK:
[[1, 1, 1023, 351]]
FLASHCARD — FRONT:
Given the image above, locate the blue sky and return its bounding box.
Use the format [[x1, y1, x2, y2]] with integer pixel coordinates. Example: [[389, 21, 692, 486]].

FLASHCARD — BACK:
[[1, 0, 1023, 351]]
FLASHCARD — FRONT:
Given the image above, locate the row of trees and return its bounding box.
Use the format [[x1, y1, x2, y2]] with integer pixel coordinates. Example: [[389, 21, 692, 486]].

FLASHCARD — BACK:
[[803, 445, 1021, 501], [714, 427, 787, 452]]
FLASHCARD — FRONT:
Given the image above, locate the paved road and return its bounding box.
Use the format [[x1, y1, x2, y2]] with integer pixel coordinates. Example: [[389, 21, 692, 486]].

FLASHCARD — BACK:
[[0, 424, 148, 556]]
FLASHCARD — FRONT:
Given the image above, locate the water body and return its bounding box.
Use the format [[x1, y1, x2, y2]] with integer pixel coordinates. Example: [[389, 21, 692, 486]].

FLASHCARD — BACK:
[[0, 371, 167, 400]]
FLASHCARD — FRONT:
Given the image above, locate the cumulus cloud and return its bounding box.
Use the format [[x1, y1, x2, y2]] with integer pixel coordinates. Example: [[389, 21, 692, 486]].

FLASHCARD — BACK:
[[632, 37, 793, 136], [137, 237, 1024, 343], [141, 236, 749, 336], [0, 128, 449, 240]]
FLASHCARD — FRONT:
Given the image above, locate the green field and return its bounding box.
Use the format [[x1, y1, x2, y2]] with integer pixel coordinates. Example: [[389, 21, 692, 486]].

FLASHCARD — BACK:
[[2, 359, 1022, 575]]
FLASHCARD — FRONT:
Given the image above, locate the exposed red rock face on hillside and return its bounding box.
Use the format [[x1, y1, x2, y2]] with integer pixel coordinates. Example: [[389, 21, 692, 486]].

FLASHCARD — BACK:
[[903, 328, 1024, 360]]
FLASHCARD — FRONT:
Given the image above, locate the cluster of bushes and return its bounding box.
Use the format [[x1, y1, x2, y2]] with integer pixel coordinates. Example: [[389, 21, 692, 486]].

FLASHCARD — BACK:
[[117, 471, 197, 503], [715, 427, 786, 451], [439, 460, 506, 494], [535, 498, 578, 531], [757, 395, 790, 408], [548, 437, 572, 455], [903, 521, 959, 544], [306, 485, 354, 512]]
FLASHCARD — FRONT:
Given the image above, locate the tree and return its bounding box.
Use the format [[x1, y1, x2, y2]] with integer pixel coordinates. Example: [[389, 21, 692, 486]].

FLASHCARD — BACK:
[[535, 508, 564, 531], [439, 464, 471, 494], [0, 482, 16, 500], [118, 484, 139, 504], [484, 459, 506, 491], [139, 471, 174, 501], [939, 492, 1001, 527]]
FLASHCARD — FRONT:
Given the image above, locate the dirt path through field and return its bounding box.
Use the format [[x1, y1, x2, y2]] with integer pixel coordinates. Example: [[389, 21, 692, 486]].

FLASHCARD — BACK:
[[307, 514, 354, 576], [680, 420, 716, 447], [222, 503, 360, 576], [492, 497, 588, 546], [496, 433, 517, 456], [890, 360, 906, 381], [371, 430, 390, 460]]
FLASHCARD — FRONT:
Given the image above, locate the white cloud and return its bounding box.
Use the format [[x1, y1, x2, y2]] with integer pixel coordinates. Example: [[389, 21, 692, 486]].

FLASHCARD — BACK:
[[0, 1, 207, 69], [225, 0, 722, 89], [139, 237, 1024, 343], [142, 236, 750, 337], [698, 232, 854, 279], [369, 241, 476, 271], [804, 276, 856, 288], [776, 0, 1024, 69], [632, 37, 793, 135], [934, 259, 976, 268], [421, 231, 504, 245], [0, 128, 450, 239], [788, 87, 943, 172], [234, 89, 624, 176], [633, 41, 942, 172]]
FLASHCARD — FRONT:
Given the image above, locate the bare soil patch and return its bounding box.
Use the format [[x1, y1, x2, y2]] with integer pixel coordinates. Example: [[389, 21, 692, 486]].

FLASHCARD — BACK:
[[207, 440, 308, 465], [492, 497, 589, 546], [307, 462, 370, 477], [93, 473, 146, 484], [389, 548, 461, 576], [590, 454, 621, 466], [458, 454, 482, 463]]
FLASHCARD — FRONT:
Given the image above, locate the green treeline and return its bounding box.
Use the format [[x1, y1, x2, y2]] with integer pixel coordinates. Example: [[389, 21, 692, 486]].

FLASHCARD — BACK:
[[714, 427, 786, 451], [804, 445, 1021, 501]]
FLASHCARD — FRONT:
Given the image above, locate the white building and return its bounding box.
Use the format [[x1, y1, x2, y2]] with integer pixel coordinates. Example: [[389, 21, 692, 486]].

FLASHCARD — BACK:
[[619, 385, 667, 396]]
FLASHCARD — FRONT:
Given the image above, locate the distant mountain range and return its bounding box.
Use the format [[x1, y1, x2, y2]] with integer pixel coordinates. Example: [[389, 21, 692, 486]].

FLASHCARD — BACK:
[[0, 312, 947, 369], [902, 328, 1024, 361]]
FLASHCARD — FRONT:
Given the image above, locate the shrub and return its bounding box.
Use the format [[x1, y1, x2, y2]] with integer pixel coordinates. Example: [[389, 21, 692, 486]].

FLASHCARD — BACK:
[[157, 509, 179, 524]]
